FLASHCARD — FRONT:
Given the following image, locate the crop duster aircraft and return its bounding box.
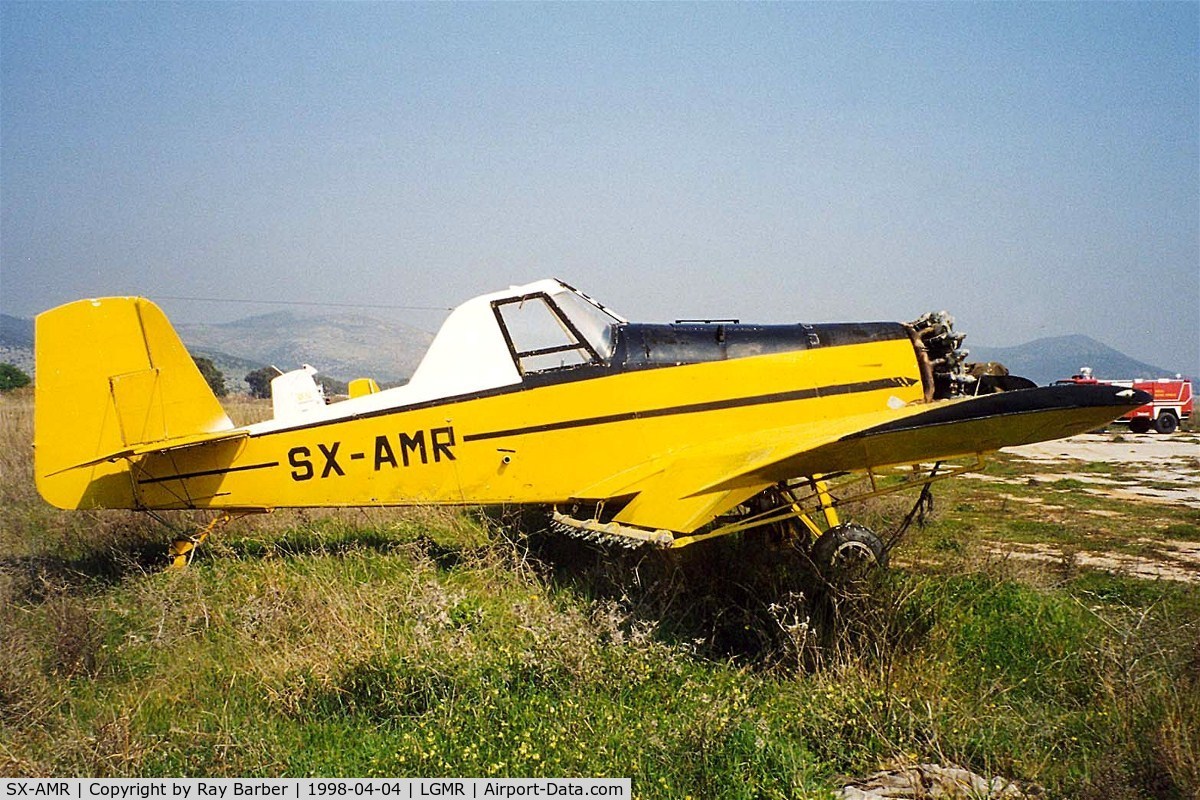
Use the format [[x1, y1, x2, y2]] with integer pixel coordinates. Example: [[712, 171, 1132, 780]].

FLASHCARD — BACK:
[[35, 279, 1148, 568]]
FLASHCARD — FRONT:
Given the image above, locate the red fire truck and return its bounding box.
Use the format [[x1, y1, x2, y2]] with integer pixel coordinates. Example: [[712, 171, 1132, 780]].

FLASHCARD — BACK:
[[1059, 368, 1193, 433]]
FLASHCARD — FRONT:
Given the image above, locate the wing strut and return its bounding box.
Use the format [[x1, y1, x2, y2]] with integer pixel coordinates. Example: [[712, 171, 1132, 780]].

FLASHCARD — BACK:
[[552, 456, 985, 549]]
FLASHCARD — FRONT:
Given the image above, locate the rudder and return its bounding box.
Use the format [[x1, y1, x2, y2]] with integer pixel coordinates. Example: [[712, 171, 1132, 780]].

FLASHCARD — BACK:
[[34, 297, 234, 509]]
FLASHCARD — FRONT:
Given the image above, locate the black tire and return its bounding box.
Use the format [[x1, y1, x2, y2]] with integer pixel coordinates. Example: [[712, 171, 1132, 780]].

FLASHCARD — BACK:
[[1155, 411, 1179, 434], [1129, 418, 1152, 434], [812, 523, 888, 576]]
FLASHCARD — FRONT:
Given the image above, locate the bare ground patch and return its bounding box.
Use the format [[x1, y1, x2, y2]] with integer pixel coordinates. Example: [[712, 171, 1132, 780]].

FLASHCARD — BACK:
[[1004, 432, 1200, 465], [966, 433, 1200, 507], [944, 432, 1200, 582], [981, 540, 1200, 584]]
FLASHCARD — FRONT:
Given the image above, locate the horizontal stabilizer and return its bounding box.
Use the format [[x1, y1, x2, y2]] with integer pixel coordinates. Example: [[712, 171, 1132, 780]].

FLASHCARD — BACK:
[[46, 429, 250, 477]]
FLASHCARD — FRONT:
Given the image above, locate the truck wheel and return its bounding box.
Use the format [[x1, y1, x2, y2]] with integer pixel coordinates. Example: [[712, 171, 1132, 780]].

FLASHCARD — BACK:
[[812, 523, 888, 577], [1155, 412, 1179, 434], [1129, 418, 1152, 434]]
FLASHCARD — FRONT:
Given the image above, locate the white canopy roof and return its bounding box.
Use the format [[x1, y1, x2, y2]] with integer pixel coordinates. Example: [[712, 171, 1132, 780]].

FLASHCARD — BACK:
[[250, 279, 625, 432]]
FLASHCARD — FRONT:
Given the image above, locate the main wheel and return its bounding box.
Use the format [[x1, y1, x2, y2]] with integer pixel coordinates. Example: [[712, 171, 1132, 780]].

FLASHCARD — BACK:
[[1129, 418, 1152, 434], [1155, 412, 1179, 434], [812, 523, 888, 576]]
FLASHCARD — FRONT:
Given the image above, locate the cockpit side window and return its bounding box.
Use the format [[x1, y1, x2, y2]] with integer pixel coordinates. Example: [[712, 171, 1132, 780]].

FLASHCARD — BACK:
[[493, 293, 608, 375]]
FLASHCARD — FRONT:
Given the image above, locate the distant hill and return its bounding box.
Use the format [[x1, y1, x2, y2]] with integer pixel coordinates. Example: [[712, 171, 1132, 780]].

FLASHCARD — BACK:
[[1, 309, 433, 386], [176, 311, 433, 385], [969, 334, 1179, 386], [187, 348, 271, 394], [0, 314, 35, 375], [1, 314, 33, 348]]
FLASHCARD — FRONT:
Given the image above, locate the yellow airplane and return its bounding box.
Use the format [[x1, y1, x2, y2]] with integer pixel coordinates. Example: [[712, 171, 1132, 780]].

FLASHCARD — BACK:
[[34, 279, 1147, 567]]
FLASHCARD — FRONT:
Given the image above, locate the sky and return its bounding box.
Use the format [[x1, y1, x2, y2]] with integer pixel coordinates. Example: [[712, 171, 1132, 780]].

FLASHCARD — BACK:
[[2, 2, 1197, 374]]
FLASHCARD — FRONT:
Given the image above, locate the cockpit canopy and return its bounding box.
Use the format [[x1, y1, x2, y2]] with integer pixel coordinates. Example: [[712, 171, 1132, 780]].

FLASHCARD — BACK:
[[397, 279, 626, 402], [265, 279, 626, 425]]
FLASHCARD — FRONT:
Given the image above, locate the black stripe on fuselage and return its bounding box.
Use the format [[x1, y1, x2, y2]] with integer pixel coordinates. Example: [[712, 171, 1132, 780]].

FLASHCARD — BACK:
[[131, 374, 917, 485], [247, 322, 913, 439], [136, 460, 280, 485], [462, 376, 919, 442]]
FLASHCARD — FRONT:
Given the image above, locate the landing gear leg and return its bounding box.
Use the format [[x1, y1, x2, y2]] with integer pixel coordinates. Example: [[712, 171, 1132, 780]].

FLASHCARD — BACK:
[[776, 478, 840, 547], [167, 513, 237, 570]]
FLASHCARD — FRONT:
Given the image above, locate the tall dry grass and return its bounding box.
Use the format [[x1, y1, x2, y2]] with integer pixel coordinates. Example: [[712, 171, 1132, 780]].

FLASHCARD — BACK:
[[2, 388, 1199, 796], [220, 394, 273, 426], [0, 389, 165, 581]]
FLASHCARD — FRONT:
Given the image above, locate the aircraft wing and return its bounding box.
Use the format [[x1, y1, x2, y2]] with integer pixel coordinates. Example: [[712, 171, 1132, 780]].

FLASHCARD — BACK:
[[599, 384, 1148, 534]]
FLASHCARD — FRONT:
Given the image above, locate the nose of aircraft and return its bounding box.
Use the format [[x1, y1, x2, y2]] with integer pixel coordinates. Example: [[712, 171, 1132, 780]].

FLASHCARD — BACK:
[[1119, 387, 1154, 408], [1055, 383, 1152, 415]]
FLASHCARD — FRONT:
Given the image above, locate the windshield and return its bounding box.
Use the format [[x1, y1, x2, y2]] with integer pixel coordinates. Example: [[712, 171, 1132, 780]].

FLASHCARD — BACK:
[[491, 287, 623, 376], [550, 288, 621, 360]]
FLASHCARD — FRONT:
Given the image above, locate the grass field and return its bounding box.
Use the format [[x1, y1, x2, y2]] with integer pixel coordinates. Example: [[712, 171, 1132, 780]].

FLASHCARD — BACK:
[[2, 389, 1198, 798]]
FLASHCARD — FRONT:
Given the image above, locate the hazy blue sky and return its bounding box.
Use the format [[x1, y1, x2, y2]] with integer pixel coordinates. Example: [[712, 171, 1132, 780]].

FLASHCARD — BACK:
[[2, 2, 1197, 374]]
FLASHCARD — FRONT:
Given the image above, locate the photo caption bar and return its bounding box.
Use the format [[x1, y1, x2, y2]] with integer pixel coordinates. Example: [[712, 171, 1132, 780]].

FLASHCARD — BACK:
[[0, 779, 631, 800]]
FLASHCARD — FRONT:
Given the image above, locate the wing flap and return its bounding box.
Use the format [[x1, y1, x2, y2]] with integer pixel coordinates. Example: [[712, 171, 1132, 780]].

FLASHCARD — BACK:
[[594, 418, 863, 533]]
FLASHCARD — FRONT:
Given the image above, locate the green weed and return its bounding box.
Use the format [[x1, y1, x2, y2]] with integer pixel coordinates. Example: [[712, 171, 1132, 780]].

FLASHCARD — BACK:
[[2, 393, 1198, 798], [1163, 522, 1200, 540]]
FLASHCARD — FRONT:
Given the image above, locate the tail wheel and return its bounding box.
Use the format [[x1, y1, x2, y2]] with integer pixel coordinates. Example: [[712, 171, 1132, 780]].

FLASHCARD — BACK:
[[1129, 418, 1152, 434], [1155, 412, 1179, 434], [812, 523, 888, 576]]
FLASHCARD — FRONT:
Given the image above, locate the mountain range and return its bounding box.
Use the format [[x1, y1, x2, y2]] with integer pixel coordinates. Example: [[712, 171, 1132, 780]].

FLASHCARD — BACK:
[[1, 310, 433, 391], [967, 335, 1180, 386], [0, 311, 1186, 390], [0, 314, 35, 376], [177, 311, 433, 388]]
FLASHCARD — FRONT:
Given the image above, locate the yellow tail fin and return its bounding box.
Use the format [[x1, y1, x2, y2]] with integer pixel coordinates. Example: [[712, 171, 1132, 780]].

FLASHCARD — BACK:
[[34, 297, 234, 509]]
